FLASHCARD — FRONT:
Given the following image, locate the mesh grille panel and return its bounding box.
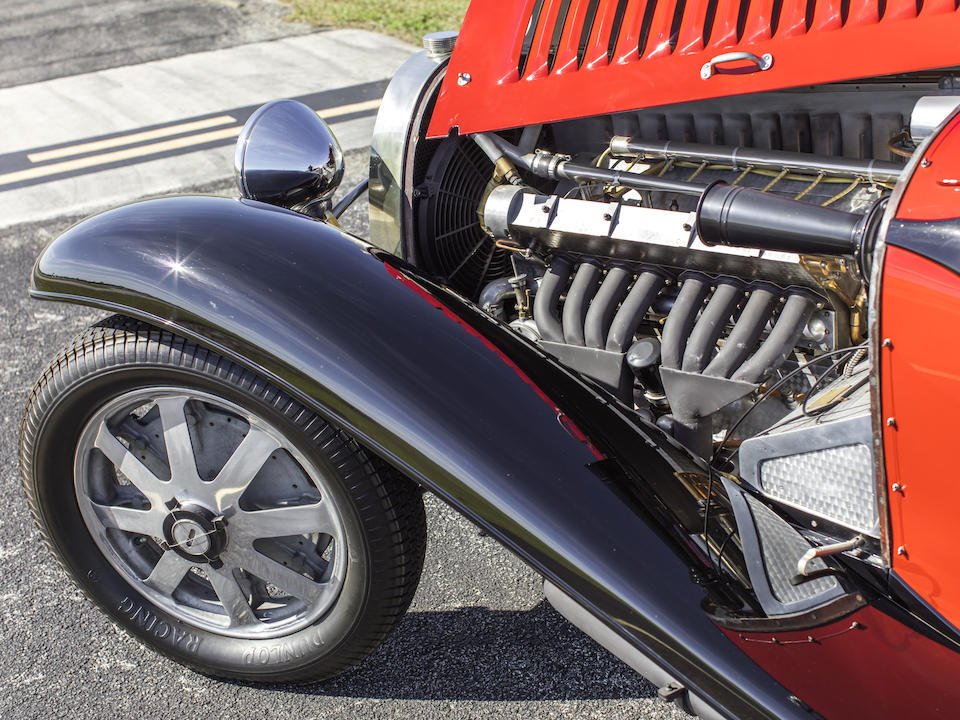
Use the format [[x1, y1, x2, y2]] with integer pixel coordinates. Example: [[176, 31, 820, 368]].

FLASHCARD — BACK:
[[759, 444, 878, 533], [745, 493, 841, 605]]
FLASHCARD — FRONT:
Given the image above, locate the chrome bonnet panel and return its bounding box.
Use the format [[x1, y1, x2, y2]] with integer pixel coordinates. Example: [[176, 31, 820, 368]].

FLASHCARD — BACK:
[[368, 50, 447, 256]]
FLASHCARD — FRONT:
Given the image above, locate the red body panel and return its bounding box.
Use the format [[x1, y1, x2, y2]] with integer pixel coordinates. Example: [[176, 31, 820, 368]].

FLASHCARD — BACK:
[[428, 0, 960, 138], [880, 244, 960, 628], [898, 114, 960, 222], [723, 605, 960, 718]]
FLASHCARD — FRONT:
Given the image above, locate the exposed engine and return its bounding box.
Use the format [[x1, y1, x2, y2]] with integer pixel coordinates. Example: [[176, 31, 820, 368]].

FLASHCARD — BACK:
[[407, 81, 960, 581], [412, 84, 928, 466]]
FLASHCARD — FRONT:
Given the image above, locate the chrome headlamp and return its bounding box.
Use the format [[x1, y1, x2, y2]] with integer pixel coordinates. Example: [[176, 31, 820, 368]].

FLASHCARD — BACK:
[[234, 99, 344, 216]]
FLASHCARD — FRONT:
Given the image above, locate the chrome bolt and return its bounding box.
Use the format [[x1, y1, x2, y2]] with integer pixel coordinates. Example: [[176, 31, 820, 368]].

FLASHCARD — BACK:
[[897, 545, 907, 556], [457, 72, 472, 86], [921, 158, 932, 168], [886, 417, 897, 428], [882, 338, 894, 349], [892, 483, 904, 493]]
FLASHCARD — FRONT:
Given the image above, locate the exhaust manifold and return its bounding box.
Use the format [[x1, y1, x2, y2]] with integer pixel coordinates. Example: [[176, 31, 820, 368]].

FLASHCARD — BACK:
[[532, 263, 817, 457]]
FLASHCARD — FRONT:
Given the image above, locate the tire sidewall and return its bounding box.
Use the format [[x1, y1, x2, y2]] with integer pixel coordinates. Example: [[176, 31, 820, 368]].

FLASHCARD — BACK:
[[29, 362, 375, 680]]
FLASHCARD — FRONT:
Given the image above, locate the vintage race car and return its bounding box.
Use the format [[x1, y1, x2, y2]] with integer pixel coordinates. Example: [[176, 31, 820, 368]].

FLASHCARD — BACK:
[[20, 1, 960, 718]]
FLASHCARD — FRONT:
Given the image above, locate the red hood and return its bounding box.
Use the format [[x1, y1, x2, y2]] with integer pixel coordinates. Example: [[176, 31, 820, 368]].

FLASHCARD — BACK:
[[427, 0, 960, 139]]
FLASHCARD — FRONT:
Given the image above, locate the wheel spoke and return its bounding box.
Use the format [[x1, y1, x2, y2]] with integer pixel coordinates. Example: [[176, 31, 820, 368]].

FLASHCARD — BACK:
[[94, 422, 168, 502], [156, 396, 202, 486], [144, 551, 192, 595], [231, 547, 323, 603], [208, 566, 260, 626], [93, 502, 163, 537], [210, 426, 281, 511], [235, 502, 336, 541]]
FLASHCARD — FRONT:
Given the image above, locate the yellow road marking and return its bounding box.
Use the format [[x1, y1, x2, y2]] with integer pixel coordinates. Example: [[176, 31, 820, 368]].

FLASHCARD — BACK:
[[1, 127, 243, 186], [316, 98, 382, 119], [1, 98, 382, 188], [28, 115, 238, 163]]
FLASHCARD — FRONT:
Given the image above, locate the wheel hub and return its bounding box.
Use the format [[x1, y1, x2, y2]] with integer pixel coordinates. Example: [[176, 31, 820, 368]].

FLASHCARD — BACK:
[[162, 504, 226, 563], [75, 388, 348, 638]]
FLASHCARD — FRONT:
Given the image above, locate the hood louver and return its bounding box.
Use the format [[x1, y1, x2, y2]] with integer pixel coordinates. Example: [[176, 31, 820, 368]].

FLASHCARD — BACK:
[[428, 0, 960, 138]]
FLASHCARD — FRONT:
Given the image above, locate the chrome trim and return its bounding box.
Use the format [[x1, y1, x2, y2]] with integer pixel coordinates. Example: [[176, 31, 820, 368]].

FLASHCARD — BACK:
[[368, 51, 447, 256], [910, 95, 960, 144], [609, 138, 903, 184], [422, 31, 458, 60]]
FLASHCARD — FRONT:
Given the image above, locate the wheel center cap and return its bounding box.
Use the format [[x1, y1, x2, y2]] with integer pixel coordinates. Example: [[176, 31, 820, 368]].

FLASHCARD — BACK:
[[170, 518, 212, 555], [162, 504, 226, 563]]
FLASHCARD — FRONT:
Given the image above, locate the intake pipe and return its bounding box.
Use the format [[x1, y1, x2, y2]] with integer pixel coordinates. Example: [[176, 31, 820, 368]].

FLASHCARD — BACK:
[[696, 183, 879, 275]]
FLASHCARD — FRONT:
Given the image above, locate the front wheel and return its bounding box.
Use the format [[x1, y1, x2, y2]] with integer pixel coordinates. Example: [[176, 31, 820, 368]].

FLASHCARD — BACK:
[[20, 317, 426, 681]]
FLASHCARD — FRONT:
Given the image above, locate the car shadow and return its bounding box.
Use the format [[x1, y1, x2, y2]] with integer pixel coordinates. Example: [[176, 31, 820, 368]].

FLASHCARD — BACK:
[[255, 601, 657, 702]]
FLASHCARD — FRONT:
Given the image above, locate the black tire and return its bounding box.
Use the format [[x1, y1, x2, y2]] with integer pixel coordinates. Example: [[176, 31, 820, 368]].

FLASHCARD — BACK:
[[20, 316, 426, 682]]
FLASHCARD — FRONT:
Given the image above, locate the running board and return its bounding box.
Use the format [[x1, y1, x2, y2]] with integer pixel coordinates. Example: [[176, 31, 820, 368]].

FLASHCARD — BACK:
[[542, 581, 725, 720]]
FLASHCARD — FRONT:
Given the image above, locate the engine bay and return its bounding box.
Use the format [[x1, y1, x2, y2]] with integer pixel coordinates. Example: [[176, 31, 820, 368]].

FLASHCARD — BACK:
[[404, 77, 960, 612]]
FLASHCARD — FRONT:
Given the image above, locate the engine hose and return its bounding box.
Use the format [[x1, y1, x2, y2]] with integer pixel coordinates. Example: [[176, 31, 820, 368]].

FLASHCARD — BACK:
[[584, 266, 633, 349], [534, 257, 571, 343], [562, 261, 602, 346], [681, 279, 743, 373], [661, 275, 710, 370], [732, 293, 817, 383], [606, 272, 667, 352], [703, 285, 778, 379], [479, 277, 518, 320]]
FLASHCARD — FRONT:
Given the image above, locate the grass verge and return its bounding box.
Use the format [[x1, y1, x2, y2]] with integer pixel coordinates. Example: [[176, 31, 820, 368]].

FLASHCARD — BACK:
[[286, 0, 469, 45]]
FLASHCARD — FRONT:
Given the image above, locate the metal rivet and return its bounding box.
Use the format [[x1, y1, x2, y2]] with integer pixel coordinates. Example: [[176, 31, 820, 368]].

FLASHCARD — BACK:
[[882, 338, 893, 349], [892, 483, 903, 493], [811, 520, 818, 528], [457, 72, 472, 86], [541, 204, 551, 213], [921, 158, 933, 168], [603, 212, 613, 221], [897, 545, 907, 556], [886, 417, 897, 428]]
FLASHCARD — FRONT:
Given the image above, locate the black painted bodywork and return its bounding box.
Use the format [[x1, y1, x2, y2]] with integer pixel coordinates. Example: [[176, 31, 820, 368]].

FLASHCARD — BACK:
[[885, 217, 960, 276], [32, 194, 817, 720]]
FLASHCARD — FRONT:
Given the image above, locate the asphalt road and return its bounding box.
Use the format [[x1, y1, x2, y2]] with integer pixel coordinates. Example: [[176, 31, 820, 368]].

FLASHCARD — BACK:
[[0, 0, 313, 88], [0, 3, 687, 718], [0, 152, 688, 719]]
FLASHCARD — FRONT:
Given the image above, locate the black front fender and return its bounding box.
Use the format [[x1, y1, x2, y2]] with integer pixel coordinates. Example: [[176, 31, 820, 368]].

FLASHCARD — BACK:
[[33, 195, 806, 720]]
